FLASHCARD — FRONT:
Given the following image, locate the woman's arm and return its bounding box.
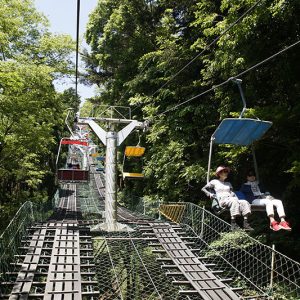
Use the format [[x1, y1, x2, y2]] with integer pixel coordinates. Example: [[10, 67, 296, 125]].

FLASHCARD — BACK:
[[201, 182, 214, 198]]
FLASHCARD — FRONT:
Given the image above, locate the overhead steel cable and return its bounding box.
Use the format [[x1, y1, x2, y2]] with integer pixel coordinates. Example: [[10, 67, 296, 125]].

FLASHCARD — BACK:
[[75, 0, 81, 98], [150, 0, 264, 98], [130, 0, 264, 115], [154, 39, 300, 118]]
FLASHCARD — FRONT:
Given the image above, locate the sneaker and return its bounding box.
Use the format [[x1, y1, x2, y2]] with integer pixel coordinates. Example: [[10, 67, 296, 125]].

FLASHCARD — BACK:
[[231, 221, 240, 231], [279, 221, 292, 231], [270, 221, 281, 231], [243, 221, 254, 231]]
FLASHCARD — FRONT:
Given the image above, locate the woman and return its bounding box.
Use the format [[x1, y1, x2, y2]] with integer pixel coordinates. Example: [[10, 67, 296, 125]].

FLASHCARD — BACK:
[[202, 166, 253, 231], [240, 170, 291, 231]]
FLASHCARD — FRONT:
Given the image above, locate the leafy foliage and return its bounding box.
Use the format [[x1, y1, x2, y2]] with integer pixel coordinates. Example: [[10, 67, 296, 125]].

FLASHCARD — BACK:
[[0, 0, 76, 229], [205, 230, 255, 257]]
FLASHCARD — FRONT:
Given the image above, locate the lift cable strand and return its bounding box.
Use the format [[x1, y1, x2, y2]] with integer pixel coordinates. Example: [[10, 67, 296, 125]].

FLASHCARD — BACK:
[[154, 39, 300, 118], [75, 0, 81, 98]]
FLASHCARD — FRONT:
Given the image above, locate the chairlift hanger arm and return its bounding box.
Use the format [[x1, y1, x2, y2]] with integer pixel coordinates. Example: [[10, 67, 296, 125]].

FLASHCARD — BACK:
[[65, 108, 75, 137], [230, 77, 247, 118]]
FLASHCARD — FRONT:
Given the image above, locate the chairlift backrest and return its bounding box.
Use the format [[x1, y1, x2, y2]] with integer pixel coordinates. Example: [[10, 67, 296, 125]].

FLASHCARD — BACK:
[[57, 169, 89, 181], [125, 146, 145, 157], [96, 156, 105, 161], [91, 152, 99, 157]]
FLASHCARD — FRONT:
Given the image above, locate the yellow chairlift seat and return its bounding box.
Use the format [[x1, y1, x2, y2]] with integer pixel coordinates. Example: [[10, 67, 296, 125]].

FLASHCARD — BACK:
[[122, 146, 145, 180], [91, 152, 100, 157], [122, 172, 144, 180], [125, 146, 145, 157]]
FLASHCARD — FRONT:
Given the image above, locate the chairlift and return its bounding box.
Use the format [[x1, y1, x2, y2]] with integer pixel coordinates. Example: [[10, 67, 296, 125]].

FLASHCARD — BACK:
[[122, 146, 145, 180], [56, 137, 90, 182], [60, 138, 89, 146], [91, 152, 100, 157], [206, 78, 272, 213]]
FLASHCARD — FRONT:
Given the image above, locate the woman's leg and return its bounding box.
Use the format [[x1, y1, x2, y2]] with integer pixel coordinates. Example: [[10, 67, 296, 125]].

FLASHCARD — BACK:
[[252, 198, 281, 231], [238, 200, 251, 216], [272, 199, 291, 230], [239, 200, 253, 231], [220, 197, 241, 217], [220, 198, 240, 230]]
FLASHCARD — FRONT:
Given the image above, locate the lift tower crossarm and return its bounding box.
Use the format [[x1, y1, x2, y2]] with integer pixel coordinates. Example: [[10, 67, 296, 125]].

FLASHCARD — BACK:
[[78, 118, 145, 146], [117, 120, 144, 146], [79, 118, 107, 145]]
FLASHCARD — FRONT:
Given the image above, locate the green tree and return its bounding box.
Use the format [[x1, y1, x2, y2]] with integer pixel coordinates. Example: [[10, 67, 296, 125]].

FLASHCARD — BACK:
[[0, 0, 75, 228]]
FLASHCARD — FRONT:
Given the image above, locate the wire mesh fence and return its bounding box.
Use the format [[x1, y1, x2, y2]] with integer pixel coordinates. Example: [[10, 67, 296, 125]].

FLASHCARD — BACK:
[[129, 197, 161, 220], [159, 202, 300, 299], [93, 228, 204, 300], [0, 196, 53, 293], [2, 180, 299, 299], [76, 181, 104, 220]]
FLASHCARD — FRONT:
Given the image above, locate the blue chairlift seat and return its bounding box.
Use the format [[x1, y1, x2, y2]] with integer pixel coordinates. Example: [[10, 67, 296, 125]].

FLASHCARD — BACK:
[[212, 118, 272, 146], [209, 190, 266, 215], [96, 156, 105, 161]]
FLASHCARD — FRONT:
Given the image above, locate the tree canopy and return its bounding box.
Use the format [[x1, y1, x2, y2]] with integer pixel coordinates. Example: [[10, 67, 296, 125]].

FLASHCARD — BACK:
[[0, 0, 77, 225]]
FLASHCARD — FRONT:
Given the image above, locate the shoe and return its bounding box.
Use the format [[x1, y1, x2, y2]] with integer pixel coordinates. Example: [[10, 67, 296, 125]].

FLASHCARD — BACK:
[[270, 221, 281, 231], [243, 221, 254, 231], [279, 221, 292, 231], [231, 221, 240, 231]]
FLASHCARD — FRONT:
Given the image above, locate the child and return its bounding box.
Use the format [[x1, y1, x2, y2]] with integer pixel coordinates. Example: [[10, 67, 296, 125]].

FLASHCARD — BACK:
[[240, 170, 291, 231]]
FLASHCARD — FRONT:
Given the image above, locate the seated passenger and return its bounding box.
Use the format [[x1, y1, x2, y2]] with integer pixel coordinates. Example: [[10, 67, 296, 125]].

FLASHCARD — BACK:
[[240, 170, 291, 232], [202, 166, 253, 231]]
